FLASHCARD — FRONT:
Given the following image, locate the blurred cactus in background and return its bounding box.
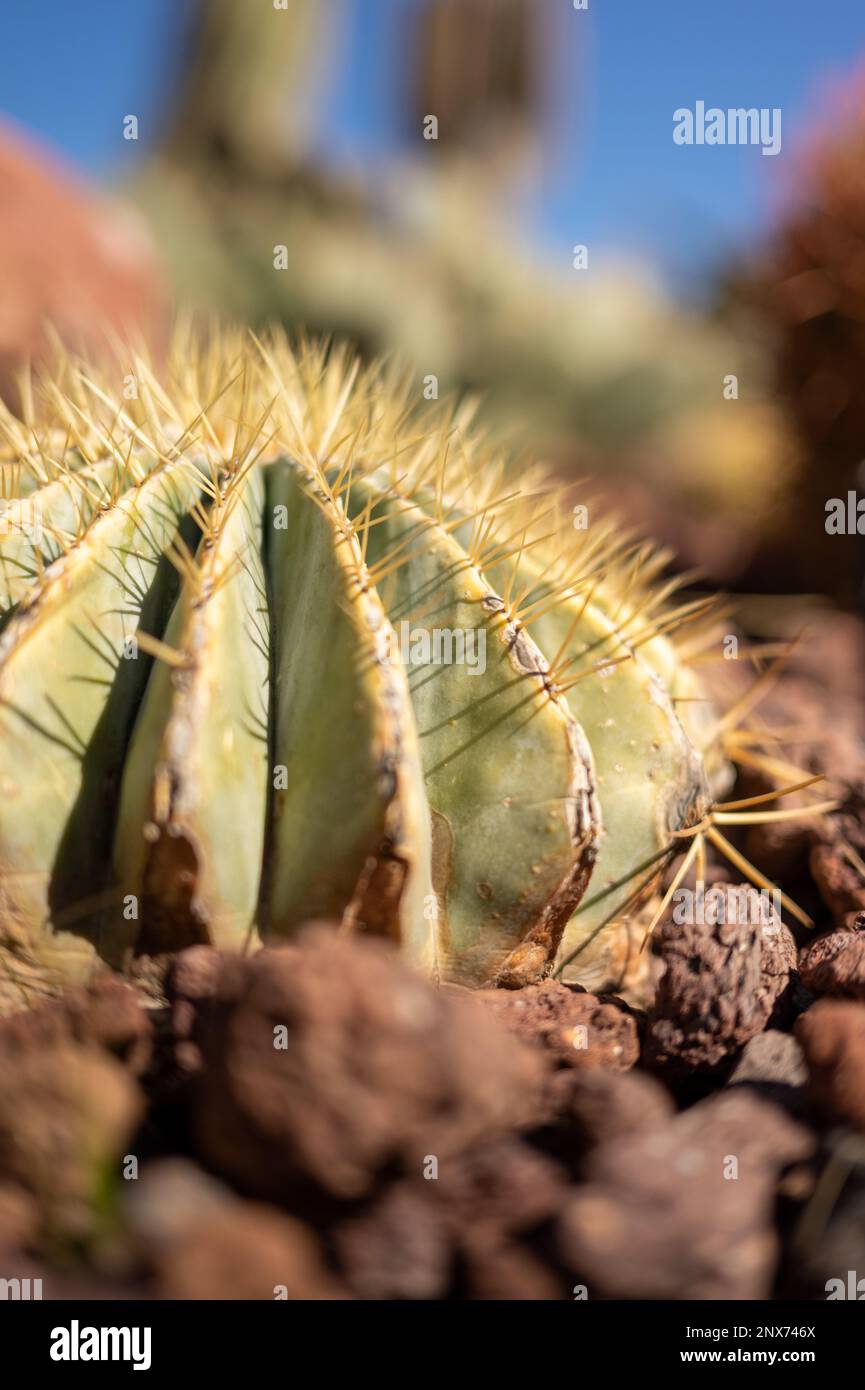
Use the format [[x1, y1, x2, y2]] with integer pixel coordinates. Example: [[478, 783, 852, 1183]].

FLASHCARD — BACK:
[[158, 0, 324, 172], [409, 0, 538, 158], [124, 0, 791, 581]]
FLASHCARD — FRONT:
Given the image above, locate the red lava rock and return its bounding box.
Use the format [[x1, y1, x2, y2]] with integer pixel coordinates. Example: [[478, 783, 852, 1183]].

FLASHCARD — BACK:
[[187, 927, 545, 1202], [795, 998, 865, 1131], [0, 120, 168, 406], [0, 1043, 142, 1237], [476, 978, 639, 1071], [125, 1159, 343, 1300], [0, 976, 152, 1075], [167, 945, 224, 1007], [458, 1231, 563, 1301], [800, 927, 865, 999], [170, 1212, 343, 1301], [425, 1138, 569, 1235], [557, 1090, 813, 1299], [165, 944, 226, 1074], [726, 1029, 807, 1090], [726, 1030, 809, 1119], [333, 1138, 568, 1300], [535, 1066, 674, 1155], [333, 1184, 451, 1300], [0, 1182, 38, 1250], [645, 885, 798, 1077]]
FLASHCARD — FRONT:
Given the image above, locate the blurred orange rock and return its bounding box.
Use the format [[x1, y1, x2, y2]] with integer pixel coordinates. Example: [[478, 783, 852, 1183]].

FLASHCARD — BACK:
[[0, 120, 168, 407]]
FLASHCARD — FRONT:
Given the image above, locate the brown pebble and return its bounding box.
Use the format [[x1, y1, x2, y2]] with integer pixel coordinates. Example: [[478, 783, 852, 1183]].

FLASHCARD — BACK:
[[795, 999, 865, 1132], [645, 884, 797, 1077], [188, 926, 544, 1202], [800, 929, 865, 999], [557, 1090, 813, 1299], [476, 978, 639, 1071]]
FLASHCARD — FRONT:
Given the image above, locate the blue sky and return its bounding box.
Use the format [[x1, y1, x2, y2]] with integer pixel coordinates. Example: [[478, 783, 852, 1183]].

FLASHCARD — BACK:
[[1, 0, 864, 295]]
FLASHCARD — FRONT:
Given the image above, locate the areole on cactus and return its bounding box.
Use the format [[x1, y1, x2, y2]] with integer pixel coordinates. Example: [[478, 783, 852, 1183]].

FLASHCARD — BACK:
[[0, 326, 833, 1009]]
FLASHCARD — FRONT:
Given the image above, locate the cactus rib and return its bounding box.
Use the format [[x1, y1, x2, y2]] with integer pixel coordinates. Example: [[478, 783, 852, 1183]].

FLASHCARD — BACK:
[[0, 459, 203, 997], [265, 458, 434, 965], [112, 460, 271, 956], [349, 475, 600, 986]]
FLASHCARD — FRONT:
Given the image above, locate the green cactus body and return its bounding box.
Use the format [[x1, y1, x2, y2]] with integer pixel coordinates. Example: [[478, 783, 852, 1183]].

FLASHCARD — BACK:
[[635, 631, 732, 801], [0, 461, 201, 997], [265, 459, 434, 967], [0, 453, 151, 619], [348, 476, 599, 985], [112, 462, 270, 956], [515, 583, 708, 983], [0, 332, 816, 1011], [355, 475, 711, 985]]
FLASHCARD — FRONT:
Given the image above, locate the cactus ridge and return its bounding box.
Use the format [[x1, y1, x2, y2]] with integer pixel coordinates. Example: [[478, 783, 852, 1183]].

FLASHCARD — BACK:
[[0, 328, 832, 1007], [0, 457, 205, 1003], [264, 457, 434, 964], [112, 458, 272, 959], [348, 474, 600, 988]]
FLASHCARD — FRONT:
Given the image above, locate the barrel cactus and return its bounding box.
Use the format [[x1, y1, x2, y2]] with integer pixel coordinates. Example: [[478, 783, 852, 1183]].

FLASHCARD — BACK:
[[0, 328, 829, 1008]]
